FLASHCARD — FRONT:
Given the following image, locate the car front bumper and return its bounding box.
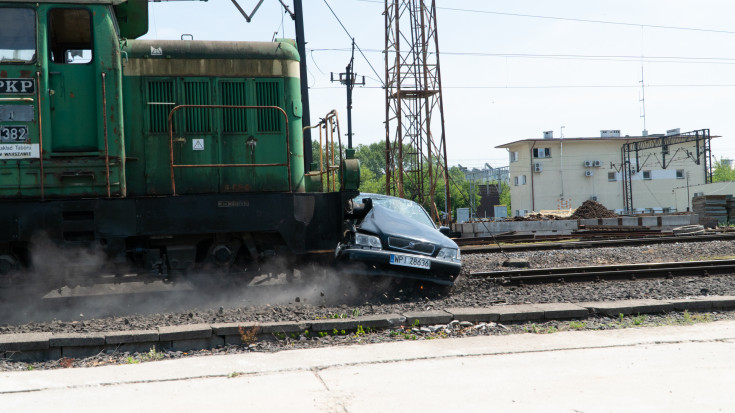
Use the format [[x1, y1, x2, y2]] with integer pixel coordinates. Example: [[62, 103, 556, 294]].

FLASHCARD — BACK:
[[336, 248, 461, 286]]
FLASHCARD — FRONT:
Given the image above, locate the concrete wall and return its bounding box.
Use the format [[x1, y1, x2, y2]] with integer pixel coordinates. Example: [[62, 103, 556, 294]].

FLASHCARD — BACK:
[[455, 214, 698, 237], [672, 181, 735, 212]]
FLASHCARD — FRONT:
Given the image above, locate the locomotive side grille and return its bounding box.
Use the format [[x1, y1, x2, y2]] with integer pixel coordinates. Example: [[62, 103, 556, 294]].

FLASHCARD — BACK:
[[387, 237, 435, 256], [184, 81, 211, 133], [147, 80, 175, 133], [255, 81, 281, 132], [220, 81, 248, 133]]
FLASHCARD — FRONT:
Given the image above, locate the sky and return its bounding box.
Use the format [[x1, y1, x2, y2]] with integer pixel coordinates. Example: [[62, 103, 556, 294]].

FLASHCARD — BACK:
[[144, 0, 735, 169]]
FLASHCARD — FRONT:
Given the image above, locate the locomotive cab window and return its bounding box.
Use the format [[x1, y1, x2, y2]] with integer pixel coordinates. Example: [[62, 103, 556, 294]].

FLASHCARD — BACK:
[[0, 8, 36, 64], [48, 9, 93, 64]]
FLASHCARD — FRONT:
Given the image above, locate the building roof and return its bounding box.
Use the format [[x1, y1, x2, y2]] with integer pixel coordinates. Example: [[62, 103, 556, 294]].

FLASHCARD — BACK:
[[495, 136, 650, 149], [495, 133, 719, 149]]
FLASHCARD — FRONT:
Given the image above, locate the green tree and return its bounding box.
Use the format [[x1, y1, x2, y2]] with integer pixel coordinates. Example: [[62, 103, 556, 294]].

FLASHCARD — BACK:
[[354, 142, 388, 177], [498, 181, 511, 216], [351, 140, 501, 222], [358, 164, 385, 194], [712, 158, 735, 182]]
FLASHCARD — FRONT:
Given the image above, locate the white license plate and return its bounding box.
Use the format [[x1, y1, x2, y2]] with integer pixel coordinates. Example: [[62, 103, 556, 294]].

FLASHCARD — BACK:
[[390, 254, 430, 270]]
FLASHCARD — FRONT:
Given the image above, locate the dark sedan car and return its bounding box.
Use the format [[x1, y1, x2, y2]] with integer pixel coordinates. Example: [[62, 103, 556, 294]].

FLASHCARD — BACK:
[[335, 193, 461, 288]]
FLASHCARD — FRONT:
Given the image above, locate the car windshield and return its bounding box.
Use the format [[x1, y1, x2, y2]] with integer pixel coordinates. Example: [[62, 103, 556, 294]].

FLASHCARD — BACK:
[[359, 194, 436, 229], [0, 8, 36, 64]]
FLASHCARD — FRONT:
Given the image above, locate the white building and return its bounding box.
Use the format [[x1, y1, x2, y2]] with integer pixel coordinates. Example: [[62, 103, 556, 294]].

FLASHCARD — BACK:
[[496, 129, 715, 216]]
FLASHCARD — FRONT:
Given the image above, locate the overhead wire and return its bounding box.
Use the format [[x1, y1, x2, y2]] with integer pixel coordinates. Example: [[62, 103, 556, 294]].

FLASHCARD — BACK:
[[308, 48, 735, 66], [354, 0, 735, 35], [309, 84, 735, 90], [321, 0, 386, 87]]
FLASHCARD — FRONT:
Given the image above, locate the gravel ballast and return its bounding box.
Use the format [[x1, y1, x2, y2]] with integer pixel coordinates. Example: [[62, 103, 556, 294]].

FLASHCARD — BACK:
[[1, 239, 735, 370]]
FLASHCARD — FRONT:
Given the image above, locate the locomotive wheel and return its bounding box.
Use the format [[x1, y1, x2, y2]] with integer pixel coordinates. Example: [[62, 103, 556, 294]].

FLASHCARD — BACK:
[[0, 253, 22, 288]]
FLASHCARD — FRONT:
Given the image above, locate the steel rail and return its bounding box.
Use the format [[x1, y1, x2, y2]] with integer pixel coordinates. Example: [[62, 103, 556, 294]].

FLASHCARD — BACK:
[[460, 233, 735, 254], [470, 259, 735, 285]]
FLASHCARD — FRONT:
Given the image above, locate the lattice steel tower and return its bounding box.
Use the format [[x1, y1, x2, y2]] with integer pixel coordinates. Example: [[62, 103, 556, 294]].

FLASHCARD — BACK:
[[384, 0, 451, 221]]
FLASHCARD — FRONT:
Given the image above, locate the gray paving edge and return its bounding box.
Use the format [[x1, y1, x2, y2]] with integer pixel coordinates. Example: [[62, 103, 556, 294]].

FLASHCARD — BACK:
[[2, 296, 734, 362]]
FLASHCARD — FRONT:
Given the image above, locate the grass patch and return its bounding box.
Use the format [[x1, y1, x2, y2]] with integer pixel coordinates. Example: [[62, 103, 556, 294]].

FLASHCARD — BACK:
[[140, 347, 164, 362], [569, 321, 587, 330]]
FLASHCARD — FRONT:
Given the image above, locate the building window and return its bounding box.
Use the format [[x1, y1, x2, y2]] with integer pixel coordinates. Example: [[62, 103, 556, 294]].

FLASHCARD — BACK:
[[510, 151, 519, 163], [514, 176, 519, 186], [608, 172, 616, 182], [642, 170, 651, 180], [521, 175, 527, 185], [533, 148, 551, 158], [676, 169, 684, 179]]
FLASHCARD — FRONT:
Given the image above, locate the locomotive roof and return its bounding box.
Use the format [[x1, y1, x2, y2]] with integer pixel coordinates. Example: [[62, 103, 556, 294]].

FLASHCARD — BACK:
[[125, 40, 300, 61], [2, 0, 127, 3]]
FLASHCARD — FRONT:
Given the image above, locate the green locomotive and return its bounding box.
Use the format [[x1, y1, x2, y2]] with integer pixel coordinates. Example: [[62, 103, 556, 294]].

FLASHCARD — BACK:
[[0, 0, 359, 285]]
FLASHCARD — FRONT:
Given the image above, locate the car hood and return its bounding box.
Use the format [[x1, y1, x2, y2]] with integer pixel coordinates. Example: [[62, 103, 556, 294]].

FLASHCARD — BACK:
[[358, 205, 458, 249]]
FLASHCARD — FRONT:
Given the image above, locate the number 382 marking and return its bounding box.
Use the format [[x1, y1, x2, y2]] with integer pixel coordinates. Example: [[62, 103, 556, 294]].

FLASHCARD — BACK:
[[0, 126, 28, 142]]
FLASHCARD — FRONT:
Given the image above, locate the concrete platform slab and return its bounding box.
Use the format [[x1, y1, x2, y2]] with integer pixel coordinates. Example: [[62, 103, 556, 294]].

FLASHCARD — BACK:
[[309, 318, 360, 332], [105, 330, 159, 345], [445, 307, 499, 322], [158, 324, 212, 341], [579, 299, 675, 316], [210, 322, 258, 337], [355, 314, 405, 329], [668, 298, 714, 311], [258, 321, 311, 335], [494, 304, 545, 322], [50, 333, 105, 348], [166, 337, 224, 352], [402, 310, 452, 326], [699, 295, 735, 309], [0, 332, 51, 352], [533, 302, 589, 319], [61, 346, 106, 360]]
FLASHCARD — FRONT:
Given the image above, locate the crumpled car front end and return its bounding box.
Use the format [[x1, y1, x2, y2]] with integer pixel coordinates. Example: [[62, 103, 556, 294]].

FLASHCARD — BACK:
[[336, 199, 461, 287]]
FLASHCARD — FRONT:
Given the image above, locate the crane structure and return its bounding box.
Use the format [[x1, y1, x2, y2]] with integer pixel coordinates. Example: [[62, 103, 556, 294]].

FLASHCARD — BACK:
[[384, 0, 451, 222]]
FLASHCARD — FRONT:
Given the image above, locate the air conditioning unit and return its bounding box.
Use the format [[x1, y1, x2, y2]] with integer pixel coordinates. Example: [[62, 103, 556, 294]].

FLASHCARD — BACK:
[[590, 196, 598, 201], [583, 161, 592, 167], [585, 170, 594, 177], [593, 160, 602, 167], [533, 162, 542, 172]]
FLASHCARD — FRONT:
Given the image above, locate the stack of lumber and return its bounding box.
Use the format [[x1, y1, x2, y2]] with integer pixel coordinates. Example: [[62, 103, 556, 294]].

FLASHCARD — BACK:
[[692, 195, 728, 228]]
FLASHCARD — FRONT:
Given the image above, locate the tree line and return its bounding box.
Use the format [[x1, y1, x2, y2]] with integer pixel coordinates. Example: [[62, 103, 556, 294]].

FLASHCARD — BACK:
[[313, 141, 510, 221]]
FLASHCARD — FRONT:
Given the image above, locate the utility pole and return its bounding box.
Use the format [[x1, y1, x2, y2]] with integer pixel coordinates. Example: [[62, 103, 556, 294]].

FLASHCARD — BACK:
[[385, 0, 451, 224], [331, 39, 365, 149], [291, 0, 312, 170]]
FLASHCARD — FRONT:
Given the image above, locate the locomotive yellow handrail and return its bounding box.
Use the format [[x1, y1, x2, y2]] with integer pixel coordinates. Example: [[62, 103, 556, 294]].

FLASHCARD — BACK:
[[101, 72, 111, 198], [304, 110, 343, 192], [36, 71, 44, 201], [0, 98, 34, 102], [166, 104, 291, 195]]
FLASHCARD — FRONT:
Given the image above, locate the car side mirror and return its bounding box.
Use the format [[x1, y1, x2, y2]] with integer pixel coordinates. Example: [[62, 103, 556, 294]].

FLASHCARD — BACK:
[[438, 226, 451, 236]]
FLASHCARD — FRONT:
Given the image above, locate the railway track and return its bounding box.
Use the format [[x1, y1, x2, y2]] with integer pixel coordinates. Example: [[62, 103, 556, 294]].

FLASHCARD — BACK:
[[459, 233, 735, 254], [470, 259, 735, 285]]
